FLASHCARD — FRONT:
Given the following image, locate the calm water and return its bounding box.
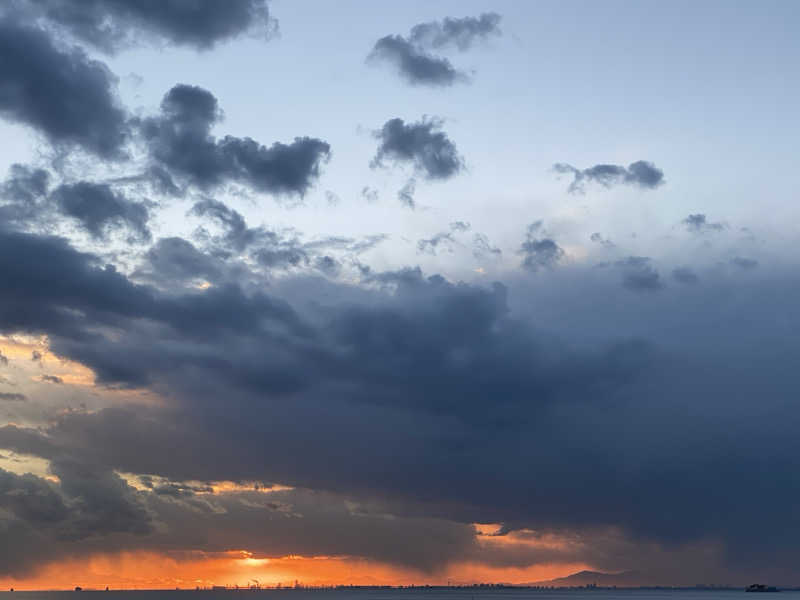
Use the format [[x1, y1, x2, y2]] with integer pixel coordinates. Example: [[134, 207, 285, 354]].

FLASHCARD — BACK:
[[3, 591, 800, 600]]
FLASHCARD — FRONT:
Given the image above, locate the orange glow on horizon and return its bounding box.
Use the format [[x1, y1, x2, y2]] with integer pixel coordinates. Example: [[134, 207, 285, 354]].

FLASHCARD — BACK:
[[0, 551, 588, 591]]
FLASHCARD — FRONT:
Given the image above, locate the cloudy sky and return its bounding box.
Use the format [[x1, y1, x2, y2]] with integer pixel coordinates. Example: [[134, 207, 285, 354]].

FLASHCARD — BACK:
[[0, 0, 799, 590]]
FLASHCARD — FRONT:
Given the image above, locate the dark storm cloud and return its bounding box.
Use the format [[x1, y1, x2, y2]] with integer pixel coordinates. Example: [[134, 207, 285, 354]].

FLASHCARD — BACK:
[[142, 84, 331, 196], [519, 222, 564, 272], [0, 463, 151, 574], [1, 228, 800, 580], [372, 118, 463, 180], [368, 13, 500, 86], [21, 0, 276, 53], [683, 213, 725, 233], [51, 181, 152, 242], [554, 160, 665, 193], [615, 256, 664, 291], [0, 20, 128, 158]]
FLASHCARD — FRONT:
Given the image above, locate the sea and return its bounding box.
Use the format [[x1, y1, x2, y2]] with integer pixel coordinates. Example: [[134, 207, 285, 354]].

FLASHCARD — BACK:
[[3, 590, 800, 600]]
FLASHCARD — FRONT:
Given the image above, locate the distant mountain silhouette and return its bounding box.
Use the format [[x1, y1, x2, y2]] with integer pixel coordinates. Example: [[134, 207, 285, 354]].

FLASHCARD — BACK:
[[529, 569, 645, 587]]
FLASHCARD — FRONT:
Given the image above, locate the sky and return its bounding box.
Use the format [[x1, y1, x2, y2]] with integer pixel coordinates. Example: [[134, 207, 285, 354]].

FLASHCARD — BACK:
[[0, 0, 799, 590]]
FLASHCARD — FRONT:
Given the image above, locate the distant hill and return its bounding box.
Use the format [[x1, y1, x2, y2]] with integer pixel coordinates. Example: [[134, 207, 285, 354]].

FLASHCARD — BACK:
[[529, 569, 645, 587]]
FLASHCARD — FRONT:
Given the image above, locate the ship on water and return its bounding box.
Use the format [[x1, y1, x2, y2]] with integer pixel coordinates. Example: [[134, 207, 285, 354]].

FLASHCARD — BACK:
[[746, 584, 780, 592]]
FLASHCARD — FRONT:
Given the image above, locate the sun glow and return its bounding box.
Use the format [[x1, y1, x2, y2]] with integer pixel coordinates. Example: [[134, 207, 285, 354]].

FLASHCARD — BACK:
[[0, 550, 587, 591]]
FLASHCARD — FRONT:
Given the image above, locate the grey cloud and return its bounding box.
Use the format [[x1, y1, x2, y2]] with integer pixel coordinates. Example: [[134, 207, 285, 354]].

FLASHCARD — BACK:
[[450, 221, 471, 233], [417, 232, 455, 255], [683, 213, 725, 233], [672, 267, 699, 285], [23, 0, 276, 53], [554, 160, 665, 193], [519, 222, 563, 272], [0, 393, 25, 402], [590, 232, 615, 248], [0, 20, 128, 158], [189, 197, 261, 253], [732, 256, 759, 270], [52, 181, 152, 243], [134, 237, 224, 287], [252, 246, 309, 270], [304, 234, 388, 256], [616, 256, 664, 292], [324, 190, 340, 206], [361, 186, 379, 203], [397, 178, 417, 208], [111, 166, 183, 198], [472, 233, 502, 259], [368, 13, 500, 86], [368, 35, 464, 86], [409, 13, 501, 51], [314, 255, 341, 277], [1, 164, 50, 206], [0, 351, 7, 366], [1, 167, 152, 242], [142, 84, 331, 196], [188, 199, 315, 272], [40, 374, 63, 384], [372, 118, 463, 180]]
